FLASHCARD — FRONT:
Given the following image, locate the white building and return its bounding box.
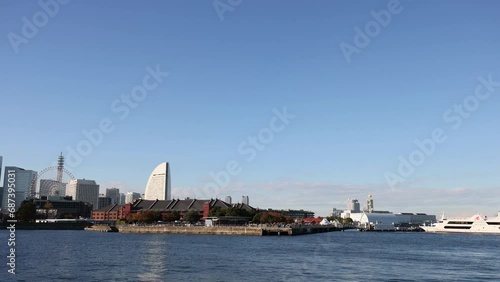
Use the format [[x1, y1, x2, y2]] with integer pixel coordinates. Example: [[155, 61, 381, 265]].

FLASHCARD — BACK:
[[242, 196, 249, 205], [144, 162, 171, 200], [357, 213, 398, 230], [225, 196, 232, 204], [66, 179, 99, 210], [348, 199, 360, 213], [125, 192, 141, 204], [347, 212, 437, 230]]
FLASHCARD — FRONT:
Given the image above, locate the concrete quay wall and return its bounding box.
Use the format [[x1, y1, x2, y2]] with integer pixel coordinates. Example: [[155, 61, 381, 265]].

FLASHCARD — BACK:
[[262, 226, 341, 235], [290, 226, 340, 235], [85, 225, 118, 232], [117, 226, 264, 236], [115, 225, 341, 236]]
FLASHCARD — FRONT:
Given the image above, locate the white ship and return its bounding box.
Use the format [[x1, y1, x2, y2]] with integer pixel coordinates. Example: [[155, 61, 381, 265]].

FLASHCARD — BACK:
[[421, 212, 500, 234]]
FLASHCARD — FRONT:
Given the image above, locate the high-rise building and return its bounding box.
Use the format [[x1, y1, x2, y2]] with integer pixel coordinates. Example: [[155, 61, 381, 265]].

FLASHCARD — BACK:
[[366, 194, 374, 213], [98, 196, 112, 209], [106, 188, 120, 204], [348, 199, 360, 213], [241, 195, 249, 205], [1, 166, 37, 211], [0, 155, 3, 183], [66, 179, 100, 210], [0, 156, 3, 208], [119, 193, 126, 204], [144, 162, 171, 201], [40, 179, 66, 197], [225, 196, 232, 204], [125, 192, 141, 204]]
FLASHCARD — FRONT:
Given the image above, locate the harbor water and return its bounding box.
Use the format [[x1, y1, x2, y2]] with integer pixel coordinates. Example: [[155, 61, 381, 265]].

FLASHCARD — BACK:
[[1, 230, 500, 281]]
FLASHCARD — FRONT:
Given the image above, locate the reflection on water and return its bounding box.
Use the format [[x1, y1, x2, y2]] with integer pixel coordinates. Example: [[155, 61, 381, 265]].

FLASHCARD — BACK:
[[1, 230, 500, 281], [137, 236, 169, 281]]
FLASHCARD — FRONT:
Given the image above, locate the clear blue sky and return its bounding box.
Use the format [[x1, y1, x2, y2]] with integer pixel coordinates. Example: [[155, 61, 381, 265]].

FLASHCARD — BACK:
[[1, 0, 500, 216]]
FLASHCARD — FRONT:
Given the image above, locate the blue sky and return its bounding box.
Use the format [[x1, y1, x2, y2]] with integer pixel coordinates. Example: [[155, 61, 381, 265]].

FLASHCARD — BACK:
[[1, 0, 500, 216]]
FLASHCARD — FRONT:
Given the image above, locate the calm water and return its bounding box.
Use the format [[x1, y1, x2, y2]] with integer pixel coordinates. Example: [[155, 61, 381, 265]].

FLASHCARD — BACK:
[[1, 230, 500, 281]]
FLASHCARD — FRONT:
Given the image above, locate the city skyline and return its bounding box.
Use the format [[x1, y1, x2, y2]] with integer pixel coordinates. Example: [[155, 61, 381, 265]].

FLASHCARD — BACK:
[[1, 1, 500, 217], [1, 153, 498, 217]]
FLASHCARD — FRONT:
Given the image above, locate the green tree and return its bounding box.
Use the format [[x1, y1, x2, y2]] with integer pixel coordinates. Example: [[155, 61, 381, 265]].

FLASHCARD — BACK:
[[162, 211, 181, 222], [252, 213, 262, 223], [252, 212, 293, 224], [210, 207, 257, 218], [16, 202, 37, 222], [183, 209, 201, 223], [125, 211, 162, 224], [140, 211, 162, 224], [208, 207, 223, 217], [126, 213, 136, 223], [326, 216, 342, 223]]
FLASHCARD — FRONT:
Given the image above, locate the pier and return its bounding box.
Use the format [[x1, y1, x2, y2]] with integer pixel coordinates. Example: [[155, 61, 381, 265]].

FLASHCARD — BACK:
[[110, 225, 342, 236]]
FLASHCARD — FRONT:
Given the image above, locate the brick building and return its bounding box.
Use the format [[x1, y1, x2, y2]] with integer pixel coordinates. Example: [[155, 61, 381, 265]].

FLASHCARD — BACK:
[[92, 198, 255, 221]]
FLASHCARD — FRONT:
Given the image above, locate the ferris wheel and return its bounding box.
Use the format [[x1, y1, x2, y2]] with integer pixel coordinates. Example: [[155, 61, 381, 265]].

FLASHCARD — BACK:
[[30, 165, 76, 197]]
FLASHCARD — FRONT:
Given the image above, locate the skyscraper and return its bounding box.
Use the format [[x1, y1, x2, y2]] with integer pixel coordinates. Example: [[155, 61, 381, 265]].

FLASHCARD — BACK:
[[225, 196, 232, 204], [242, 195, 249, 205], [366, 194, 374, 213], [66, 179, 100, 210], [98, 196, 112, 209], [0, 155, 3, 183], [119, 193, 126, 204], [348, 199, 360, 213], [144, 162, 171, 201], [0, 156, 3, 209], [1, 166, 37, 211], [106, 188, 120, 204]]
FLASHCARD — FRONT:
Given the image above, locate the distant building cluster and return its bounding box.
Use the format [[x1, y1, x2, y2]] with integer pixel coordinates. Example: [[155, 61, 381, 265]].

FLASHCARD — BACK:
[[0, 156, 263, 223], [338, 194, 436, 230], [0, 155, 173, 219], [1, 154, 315, 224]]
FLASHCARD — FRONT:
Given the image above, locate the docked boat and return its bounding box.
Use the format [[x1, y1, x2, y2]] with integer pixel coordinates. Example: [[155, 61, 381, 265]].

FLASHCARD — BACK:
[[421, 212, 500, 234]]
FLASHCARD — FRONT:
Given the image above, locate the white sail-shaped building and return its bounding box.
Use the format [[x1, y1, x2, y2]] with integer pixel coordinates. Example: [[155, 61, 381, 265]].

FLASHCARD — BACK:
[[144, 162, 171, 201]]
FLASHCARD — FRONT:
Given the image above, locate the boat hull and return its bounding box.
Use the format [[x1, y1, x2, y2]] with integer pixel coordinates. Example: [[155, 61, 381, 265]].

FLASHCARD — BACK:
[[421, 213, 500, 234]]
